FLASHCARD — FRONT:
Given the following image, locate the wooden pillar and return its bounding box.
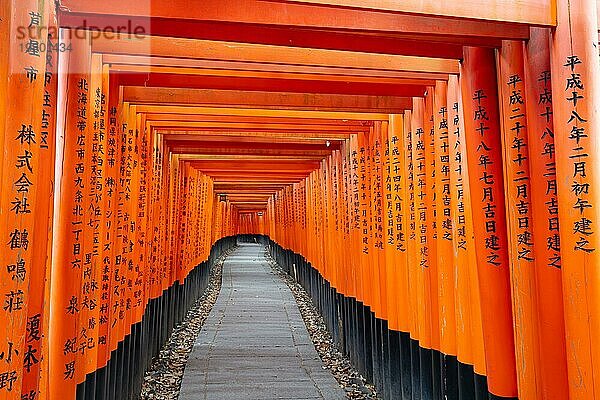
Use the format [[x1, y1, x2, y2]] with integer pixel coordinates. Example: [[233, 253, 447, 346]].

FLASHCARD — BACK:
[[433, 80, 459, 399], [403, 109, 420, 400], [448, 73, 488, 396], [424, 88, 441, 398], [387, 115, 409, 333], [357, 131, 370, 307], [24, 2, 58, 398], [96, 62, 118, 377], [372, 122, 386, 319], [550, 0, 600, 397], [461, 46, 518, 399], [0, 2, 53, 399], [49, 30, 92, 400], [497, 39, 542, 400], [349, 134, 361, 302], [412, 97, 434, 399]]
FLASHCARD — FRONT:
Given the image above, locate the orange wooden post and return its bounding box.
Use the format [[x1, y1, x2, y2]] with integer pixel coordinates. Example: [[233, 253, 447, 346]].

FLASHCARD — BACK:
[[97, 63, 119, 378], [324, 156, 335, 288], [550, 0, 600, 397], [357, 131, 371, 309], [177, 162, 190, 278], [334, 149, 345, 296], [382, 120, 399, 332], [0, 2, 52, 399], [461, 46, 518, 398], [446, 75, 474, 370], [322, 158, 330, 286], [365, 128, 378, 314], [142, 118, 158, 331], [382, 122, 394, 326], [447, 74, 487, 396], [425, 87, 442, 399], [412, 97, 435, 398], [23, 2, 58, 398], [121, 103, 138, 348], [424, 87, 440, 346], [116, 102, 135, 355], [498, 39, 543, 400], [313, 168, 320, 272], [523, 27, 569, 399], [131, 107, 145, 327], [154, 132, 166, 300], [433, 79, 459, 398], [35, 5, 60, 398], [312, 168, 318, 269], [372, 120, 388, 392], [79, 52, 105, 385], [335, 150, 344, 294], [388, 114, 413, 399], [382, 116, 406, 331], [372, 121, 386, 321], [166, 146, 175, 290], [349, 134, 363, 305], [329, 154, 337, 288], [316, 165, 325, 277], [458, 75, 488, 388], [301, 178, 308, 261], [107, 79, 126, 358], [173, 157, 183, 271], [402, 109, 420, 398], [49, 31, 92, 400], [133, 110, 149, 324]]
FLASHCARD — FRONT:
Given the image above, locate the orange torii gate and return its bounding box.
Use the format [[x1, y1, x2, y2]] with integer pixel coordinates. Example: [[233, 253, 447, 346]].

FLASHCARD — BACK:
[[1, 0, 600, 399]]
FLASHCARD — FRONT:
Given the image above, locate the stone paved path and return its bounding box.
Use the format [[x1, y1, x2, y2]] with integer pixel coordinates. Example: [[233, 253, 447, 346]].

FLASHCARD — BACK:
[[179, 243, 346, 400]]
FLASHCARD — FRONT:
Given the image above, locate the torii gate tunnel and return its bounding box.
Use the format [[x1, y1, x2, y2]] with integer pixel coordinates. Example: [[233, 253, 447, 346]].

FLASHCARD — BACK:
[[1, 0, 600, 399]]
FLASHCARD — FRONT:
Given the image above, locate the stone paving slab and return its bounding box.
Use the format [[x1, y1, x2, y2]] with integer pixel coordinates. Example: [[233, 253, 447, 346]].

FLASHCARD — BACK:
[[179, 243, 346, 400]]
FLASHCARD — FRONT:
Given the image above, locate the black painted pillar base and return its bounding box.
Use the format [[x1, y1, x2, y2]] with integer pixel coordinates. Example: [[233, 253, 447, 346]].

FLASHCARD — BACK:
[[76, 236, 237, 400]]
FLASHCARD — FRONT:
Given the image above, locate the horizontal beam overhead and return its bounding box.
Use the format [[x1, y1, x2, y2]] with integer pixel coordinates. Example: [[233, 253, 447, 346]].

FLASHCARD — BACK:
[[180, 155, 325, 161], [150, 121, 369, 132], [145, 114, 371, 126], [93, 36, 460, 74], [110, 64, 440, 86], [126, 87, 411, 113], [60, 0, 531, 42], [135, 105, 392, 121], [169, 148, 334, 157], [186, 160, 322, 169], [116, 72, 428, 97], [265, 0, 554, 25], [159, 131, 351, 140], [105, 55, 449, 80], [161, 135, 345, 147]]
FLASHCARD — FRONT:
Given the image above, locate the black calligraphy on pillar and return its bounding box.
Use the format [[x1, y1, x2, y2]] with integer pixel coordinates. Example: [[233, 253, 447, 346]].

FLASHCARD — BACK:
[[506, 74, 535, 262], [389, 132, 406, 252], [359, 144, 369, 255], [451, 102, 468, 251], [473, 89, 501, 267], [563, 56, 595, 253], [414, 125, 429, 268], [438, 106, 452, 242]]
